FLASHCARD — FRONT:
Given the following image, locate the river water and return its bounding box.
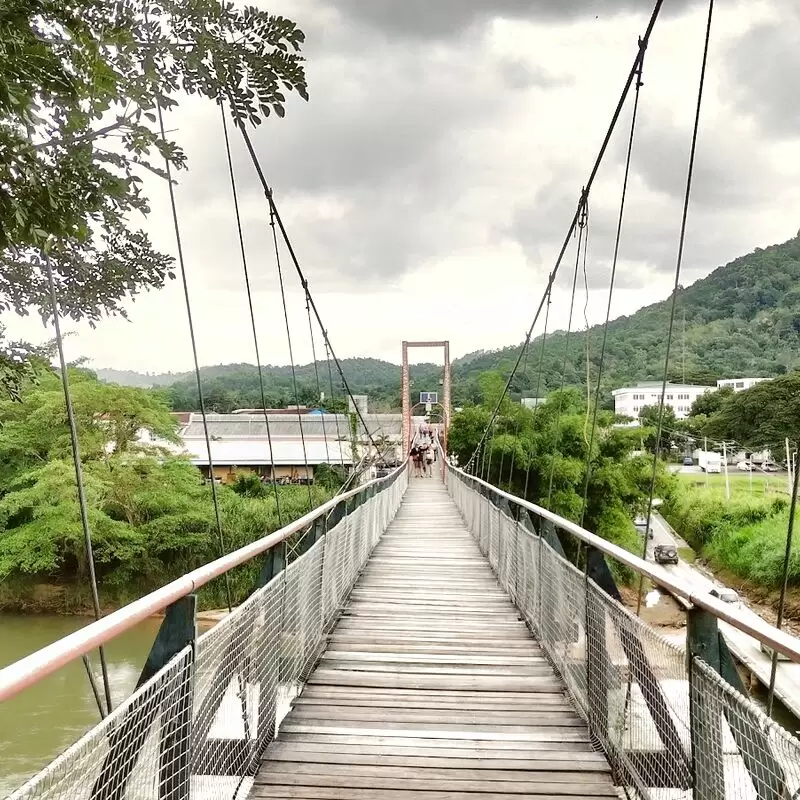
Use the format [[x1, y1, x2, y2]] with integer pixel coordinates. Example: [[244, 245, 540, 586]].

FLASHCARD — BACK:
[[0, 614, 161, 797]]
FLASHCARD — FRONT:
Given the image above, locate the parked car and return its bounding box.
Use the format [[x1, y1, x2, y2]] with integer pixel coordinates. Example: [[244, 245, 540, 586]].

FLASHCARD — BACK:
[[762, 463, 779, 472], [710, 587, 739, 604], [737, 461, 753, 471], [654, 544, 679, 565], [682, 457, 693, 466]]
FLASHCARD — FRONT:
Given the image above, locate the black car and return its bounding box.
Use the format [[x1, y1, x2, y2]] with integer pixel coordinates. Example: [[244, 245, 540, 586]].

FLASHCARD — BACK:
[[654, 544, 679, 565]]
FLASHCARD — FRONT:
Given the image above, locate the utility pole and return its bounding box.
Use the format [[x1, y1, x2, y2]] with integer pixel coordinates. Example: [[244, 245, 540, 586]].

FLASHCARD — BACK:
[[703, 436, 709, 490], [722, 440, 731, 501], [786, 438, 793, 497]]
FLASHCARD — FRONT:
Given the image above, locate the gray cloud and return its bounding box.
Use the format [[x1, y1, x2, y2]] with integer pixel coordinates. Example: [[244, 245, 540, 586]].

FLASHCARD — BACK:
[[722, 19, 800, 138], [497, 59, 573, 91], [627, 116, 778, 208], [328, 0, 697, 40]]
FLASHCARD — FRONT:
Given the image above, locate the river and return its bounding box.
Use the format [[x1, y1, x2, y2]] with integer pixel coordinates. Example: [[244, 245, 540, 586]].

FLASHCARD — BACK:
[[0, 614, 162, 797]]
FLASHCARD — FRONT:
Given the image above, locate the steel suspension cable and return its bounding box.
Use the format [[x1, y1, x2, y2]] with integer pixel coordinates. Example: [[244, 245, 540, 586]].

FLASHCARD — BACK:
[[579, 46, 646, 529], [42, 246, 113, 718], [323, 339, 348, 471], [522, 287, 553, 501], [463, 4, 663, 474], [154, 101, 233, 613], [268, 204, 315, 510], [502, 343, 532, 490], [218, 102, 284, 526], [636, 0, 714, 615], [229, 116, 401, 465], [304, 296, 331, 464], [545, 199, 589, 509]]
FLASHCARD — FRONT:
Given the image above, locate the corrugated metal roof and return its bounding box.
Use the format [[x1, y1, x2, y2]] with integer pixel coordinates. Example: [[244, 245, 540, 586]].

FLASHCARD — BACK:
[[181, 438, 355, 466], [181, 413, 406, 439]]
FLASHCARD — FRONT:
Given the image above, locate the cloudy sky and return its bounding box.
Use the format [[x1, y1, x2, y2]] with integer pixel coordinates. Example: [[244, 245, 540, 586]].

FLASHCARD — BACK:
[[8, 0, 800, 372]]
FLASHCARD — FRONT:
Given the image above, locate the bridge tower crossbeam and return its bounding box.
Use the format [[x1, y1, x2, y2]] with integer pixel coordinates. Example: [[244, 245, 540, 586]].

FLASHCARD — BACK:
[[401, 340, 451, 456]]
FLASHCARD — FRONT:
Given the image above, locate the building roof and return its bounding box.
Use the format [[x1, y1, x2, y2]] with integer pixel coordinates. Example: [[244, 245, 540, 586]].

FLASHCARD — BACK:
[[181, 438, 355, 466], [180, 412, 409, 439], [611, 382, 713, 395]]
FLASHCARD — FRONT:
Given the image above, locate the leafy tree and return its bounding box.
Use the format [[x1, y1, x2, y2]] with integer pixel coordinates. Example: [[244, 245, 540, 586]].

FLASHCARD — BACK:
[[0, 367, 178, 485], [1, 0, 307, 388], [689, 386, 734, 417], [704, 373, 800, 452], [314, 463, 346, 492], [447, 382, 671, 579], [638, 404, 677, 455]]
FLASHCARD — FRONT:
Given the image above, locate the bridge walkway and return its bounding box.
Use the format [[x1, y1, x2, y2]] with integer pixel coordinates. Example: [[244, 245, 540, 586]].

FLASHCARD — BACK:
[[254, 477, 617, 798]]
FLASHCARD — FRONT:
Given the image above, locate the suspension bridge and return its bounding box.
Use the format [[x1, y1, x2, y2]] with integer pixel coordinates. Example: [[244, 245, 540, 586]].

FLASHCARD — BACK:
[[3, 0, 800, 797], [2, 452, 800, 800]]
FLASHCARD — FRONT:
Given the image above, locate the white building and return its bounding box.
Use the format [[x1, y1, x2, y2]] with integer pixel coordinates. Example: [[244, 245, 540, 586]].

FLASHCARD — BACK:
[[521, 397, 545, 409], [611, 382, 712, 421], [716, 377, 769, 392]]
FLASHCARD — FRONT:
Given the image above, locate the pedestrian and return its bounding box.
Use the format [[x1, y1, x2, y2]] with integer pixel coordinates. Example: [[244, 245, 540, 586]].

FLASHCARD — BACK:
[[410, 445, 421, 477]]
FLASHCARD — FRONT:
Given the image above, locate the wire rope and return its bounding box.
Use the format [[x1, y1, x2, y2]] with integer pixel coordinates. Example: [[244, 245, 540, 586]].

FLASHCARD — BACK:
[[463, 8, 663, 473], [154, 100, 233, 612], [636, 0, 714, 615], [268, 201, 315, 510], [218, 102, 284, 526], [228, 114, 401, 465], [545, 197, 589, 509], [42, 245, 113, 717], [522, 287, 553, 501], [305, 296, 331, 465], [579, 44, 646, 529]]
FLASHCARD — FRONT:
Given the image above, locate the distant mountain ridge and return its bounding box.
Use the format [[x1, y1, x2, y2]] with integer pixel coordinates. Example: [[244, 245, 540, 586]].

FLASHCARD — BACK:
[[96, 233, 800, 409]]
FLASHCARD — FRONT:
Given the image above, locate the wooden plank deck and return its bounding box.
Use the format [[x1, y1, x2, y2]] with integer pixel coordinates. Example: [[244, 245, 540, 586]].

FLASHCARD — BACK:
[[254, 477, 617, 799]]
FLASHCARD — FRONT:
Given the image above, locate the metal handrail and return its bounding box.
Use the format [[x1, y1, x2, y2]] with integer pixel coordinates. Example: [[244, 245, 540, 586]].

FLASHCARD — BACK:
[[447, 461, 800, 663], [0, 460, 409, 703]]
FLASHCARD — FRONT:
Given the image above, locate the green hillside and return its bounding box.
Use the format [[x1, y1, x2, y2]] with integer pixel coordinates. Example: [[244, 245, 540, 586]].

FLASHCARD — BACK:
[[451, 233, 800, 406], [97, 233, 800, 411]]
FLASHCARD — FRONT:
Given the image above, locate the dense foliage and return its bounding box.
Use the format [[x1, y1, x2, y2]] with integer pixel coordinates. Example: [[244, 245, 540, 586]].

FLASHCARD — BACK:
[[0, 369, 332, 610], [700, 373, 800, 453], [0, 0, 307, 397], [447, 383, 671, 581], [662, 484, 796, 589], [99, 234, 800, 413]]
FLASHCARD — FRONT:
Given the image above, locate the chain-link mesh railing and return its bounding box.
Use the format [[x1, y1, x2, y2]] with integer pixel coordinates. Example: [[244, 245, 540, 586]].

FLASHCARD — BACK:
[[6, 465, 407, 800], [446, 464, 800, 800], [8, 648, 193, 800]]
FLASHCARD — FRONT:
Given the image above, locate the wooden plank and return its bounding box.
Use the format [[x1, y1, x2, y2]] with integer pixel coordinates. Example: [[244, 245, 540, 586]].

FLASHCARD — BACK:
[[257, 762, 612, 784], [277, 733, 597, 751], [247, 479, 614, 798], [252, 773, 618, 795], [252, 789, 614, 800]]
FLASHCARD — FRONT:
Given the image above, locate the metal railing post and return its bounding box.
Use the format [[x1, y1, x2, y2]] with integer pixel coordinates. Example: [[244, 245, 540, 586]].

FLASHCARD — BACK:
[[687, 607, 726, 800]]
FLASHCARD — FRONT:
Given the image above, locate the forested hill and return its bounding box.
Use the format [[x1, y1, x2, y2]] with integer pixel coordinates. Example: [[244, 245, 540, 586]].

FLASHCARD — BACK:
[[465, 232, 800, 402], [97, 233, 800, 410]]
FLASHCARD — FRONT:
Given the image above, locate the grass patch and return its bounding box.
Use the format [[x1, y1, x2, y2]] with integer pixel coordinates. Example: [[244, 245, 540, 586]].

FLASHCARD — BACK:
[[677, 546, 696, 563], [663, 481, 795, 589], [674, 472, 788, 498]]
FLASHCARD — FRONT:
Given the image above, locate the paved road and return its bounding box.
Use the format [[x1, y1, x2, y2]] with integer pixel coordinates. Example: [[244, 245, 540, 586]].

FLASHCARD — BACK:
[[647, 512, 800, 722]]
